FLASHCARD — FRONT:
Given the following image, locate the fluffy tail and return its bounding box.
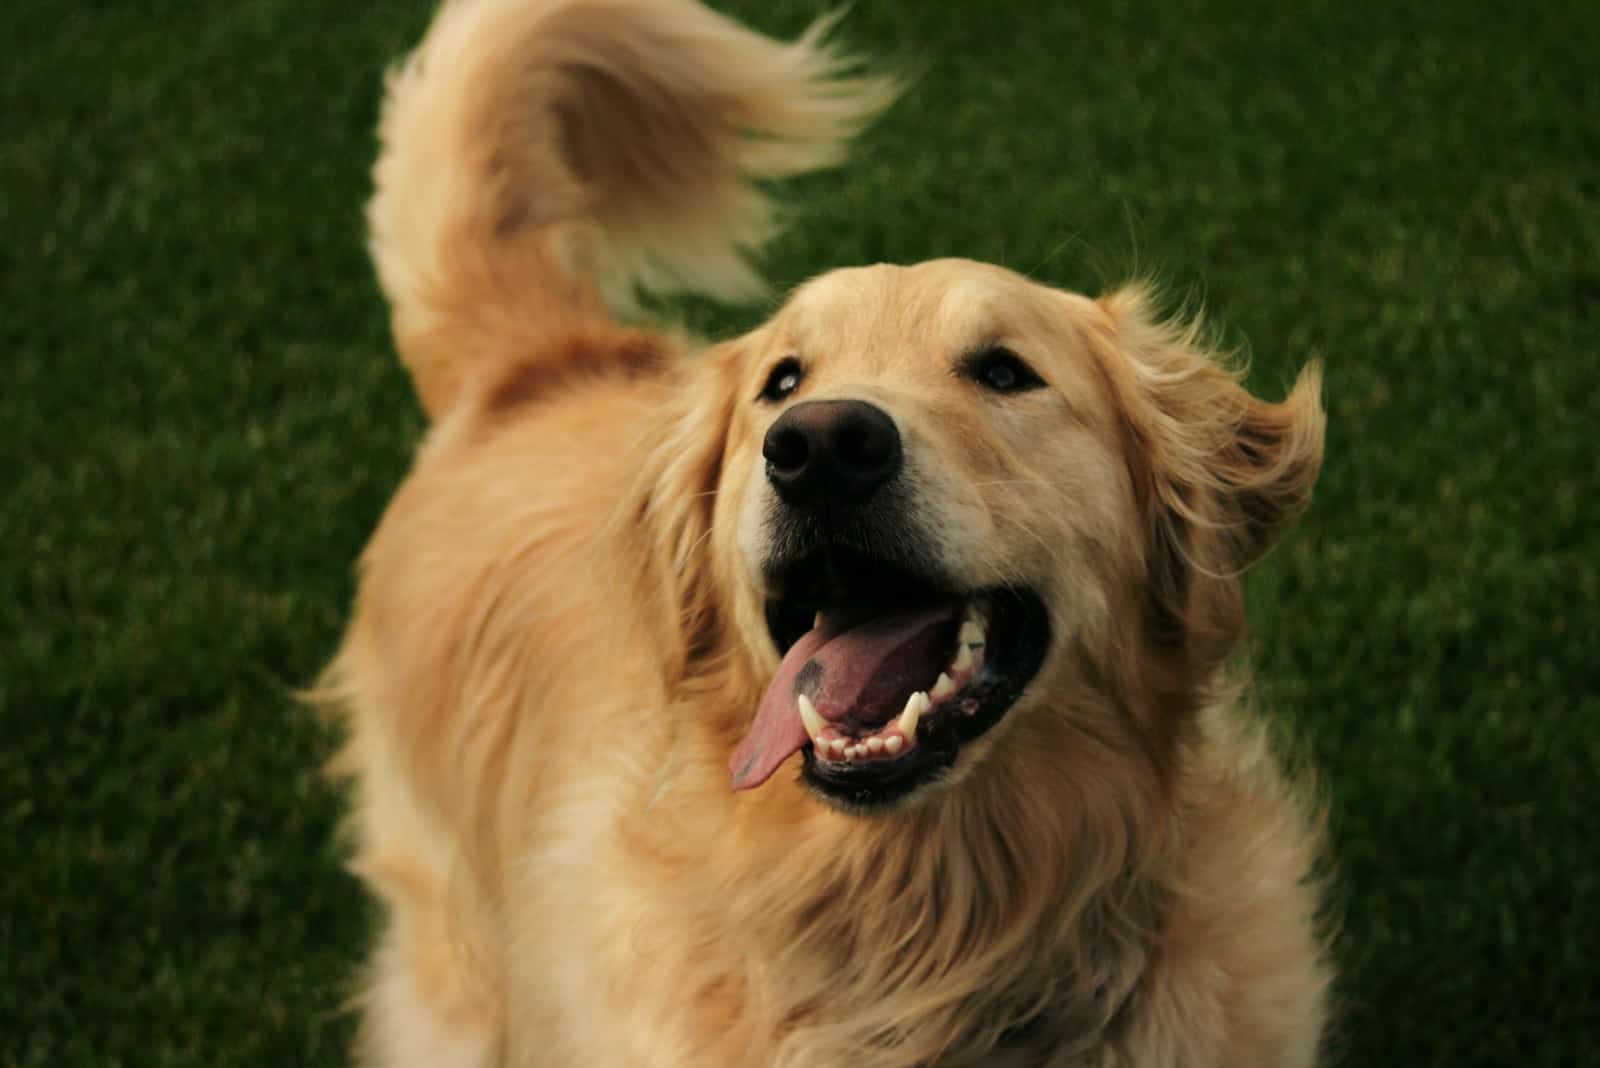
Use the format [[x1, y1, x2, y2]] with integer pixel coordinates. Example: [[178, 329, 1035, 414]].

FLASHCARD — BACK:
[[367, 0, 896, 417]]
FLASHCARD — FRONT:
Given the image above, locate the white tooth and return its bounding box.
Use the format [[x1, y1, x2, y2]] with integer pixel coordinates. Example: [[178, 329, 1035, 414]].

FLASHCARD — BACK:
[[958, 620, 985, 646], [953, 644, 974, 672], [867, 737, 884, 754], [830, 737, 848, 756], [885, 735, 905, 755], [848, 745, 865, 761], [798, 694, 825, 741], [931, 672, 956, 699], [897, 691, 928, 738], [813, 611, 825, 630]]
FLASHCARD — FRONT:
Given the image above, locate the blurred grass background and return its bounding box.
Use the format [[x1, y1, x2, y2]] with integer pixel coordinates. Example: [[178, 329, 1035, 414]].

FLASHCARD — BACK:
[[3, 0, 1596, 1064]]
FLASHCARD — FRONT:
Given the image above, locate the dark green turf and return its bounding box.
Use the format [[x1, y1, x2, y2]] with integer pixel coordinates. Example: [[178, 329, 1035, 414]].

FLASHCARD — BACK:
[[4, 1, 1596, 1064]]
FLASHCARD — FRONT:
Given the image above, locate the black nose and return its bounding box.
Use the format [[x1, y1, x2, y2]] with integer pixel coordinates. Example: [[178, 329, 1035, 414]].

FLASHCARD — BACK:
[[763, 400, 902, 508]]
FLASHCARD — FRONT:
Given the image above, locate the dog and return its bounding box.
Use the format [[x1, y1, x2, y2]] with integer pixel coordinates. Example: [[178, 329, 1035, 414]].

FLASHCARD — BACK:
[[320, 0, 1331, 1064]]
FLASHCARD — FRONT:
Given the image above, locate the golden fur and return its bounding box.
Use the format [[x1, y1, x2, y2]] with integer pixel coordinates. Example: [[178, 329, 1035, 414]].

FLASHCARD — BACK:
[[322, 0, 1332, 1064]]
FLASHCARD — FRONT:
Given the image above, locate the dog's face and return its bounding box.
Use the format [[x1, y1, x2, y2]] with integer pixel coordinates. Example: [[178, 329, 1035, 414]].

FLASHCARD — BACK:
[[711, 260, 1151, 809], [700, 258, 1323, 813]]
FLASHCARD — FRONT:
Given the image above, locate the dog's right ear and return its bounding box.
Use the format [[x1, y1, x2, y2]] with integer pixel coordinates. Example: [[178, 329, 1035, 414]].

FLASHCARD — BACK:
[[630, 340, 744, 684], [1093, 286, 1326, 681]]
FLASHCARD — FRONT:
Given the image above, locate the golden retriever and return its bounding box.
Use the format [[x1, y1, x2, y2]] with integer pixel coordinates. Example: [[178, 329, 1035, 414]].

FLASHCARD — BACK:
[[320, 0, 1331, 1064]]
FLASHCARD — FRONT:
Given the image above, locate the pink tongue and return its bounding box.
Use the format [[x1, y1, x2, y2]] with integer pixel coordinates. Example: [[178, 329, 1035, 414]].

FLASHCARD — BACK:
[[729, 604, 958, 791]]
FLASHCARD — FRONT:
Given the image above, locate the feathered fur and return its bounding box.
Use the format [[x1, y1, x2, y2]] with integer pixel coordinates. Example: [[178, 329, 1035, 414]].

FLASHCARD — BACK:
[[322, 2, 1332, 1065]]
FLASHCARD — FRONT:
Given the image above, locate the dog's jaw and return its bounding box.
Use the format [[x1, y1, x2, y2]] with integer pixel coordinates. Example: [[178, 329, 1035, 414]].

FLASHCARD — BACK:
[[727, 532, 1053, 809]]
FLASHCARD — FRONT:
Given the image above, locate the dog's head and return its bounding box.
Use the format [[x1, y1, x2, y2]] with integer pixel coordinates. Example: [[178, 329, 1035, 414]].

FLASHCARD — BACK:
[[662, 260, 1323, 812]]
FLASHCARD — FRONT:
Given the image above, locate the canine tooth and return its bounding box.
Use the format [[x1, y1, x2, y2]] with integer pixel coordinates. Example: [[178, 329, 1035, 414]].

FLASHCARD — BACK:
[[813, 611, 824, 630], [867, 737, 884, 754], [885, 735, 905, 755], [953, 644, 974, 672], [798, 694, 825, 741], [958, 620, 985, 646], [897, 691, 929, 739], [931, 672, 956, 699]]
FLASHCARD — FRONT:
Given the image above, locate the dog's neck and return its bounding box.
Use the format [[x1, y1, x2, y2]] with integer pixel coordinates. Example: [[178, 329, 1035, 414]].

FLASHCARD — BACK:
[[627, 650, 1177, 1063]]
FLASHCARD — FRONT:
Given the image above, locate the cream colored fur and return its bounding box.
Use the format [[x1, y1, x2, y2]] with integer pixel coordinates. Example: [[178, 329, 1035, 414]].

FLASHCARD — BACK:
[[325, 1, 1332, 1065]]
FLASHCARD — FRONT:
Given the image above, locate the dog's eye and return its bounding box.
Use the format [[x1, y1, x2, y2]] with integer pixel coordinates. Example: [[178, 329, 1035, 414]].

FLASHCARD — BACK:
[[758, 358, 805, 403], [962, 347, 1045, 394]]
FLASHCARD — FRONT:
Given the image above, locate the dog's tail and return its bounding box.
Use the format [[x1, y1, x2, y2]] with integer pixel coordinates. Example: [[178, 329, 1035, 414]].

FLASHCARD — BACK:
[[368, 0, 896, 417]]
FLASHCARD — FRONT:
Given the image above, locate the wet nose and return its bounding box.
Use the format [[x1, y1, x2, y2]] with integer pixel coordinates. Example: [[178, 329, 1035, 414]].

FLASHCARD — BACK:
[[762, 400, 902, 508]]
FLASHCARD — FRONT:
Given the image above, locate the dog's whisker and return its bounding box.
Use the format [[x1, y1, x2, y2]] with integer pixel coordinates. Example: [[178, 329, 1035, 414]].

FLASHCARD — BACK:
[[989, 511, 1069, 571], [969, 479, 1072, 488]]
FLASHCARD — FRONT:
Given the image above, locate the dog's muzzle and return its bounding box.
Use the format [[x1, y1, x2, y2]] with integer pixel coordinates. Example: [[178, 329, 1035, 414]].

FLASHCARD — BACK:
[[731, 399, 1053, 810]]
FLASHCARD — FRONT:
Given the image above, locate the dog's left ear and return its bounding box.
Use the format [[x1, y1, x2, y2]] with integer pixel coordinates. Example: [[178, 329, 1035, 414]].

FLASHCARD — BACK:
[[1095, 286, 1326, 672], [631, 339, 744, 684]]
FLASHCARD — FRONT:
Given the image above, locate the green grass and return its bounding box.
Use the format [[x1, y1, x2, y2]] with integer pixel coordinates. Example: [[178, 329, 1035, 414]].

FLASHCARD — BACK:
[[3, 1, 1596, 1064]]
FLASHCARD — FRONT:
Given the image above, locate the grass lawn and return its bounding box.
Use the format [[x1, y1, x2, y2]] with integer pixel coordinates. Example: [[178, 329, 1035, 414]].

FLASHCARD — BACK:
[[3, 0, 1596, 1064]]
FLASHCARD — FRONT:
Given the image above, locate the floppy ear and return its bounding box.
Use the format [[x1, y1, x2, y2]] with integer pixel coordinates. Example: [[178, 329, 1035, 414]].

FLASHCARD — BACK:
[[1098, 286, 1326, 675], [629, 340, 744, 685]]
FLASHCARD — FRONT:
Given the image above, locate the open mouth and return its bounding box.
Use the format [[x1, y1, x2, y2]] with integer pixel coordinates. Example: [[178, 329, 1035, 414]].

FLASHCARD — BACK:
[[729, 546, 1050, 810]]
